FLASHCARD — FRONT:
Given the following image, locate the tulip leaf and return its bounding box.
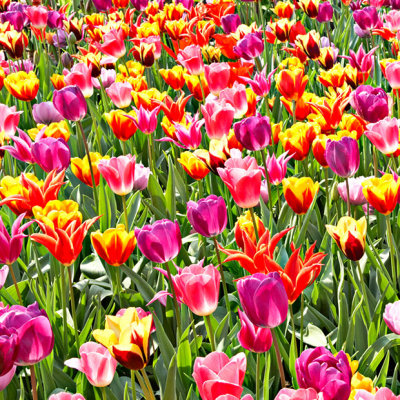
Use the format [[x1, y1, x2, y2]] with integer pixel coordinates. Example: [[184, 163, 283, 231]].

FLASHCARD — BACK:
[[177, 325, 192, 390], [302, 323, 327, 347], [80, 254, 106, 279], [147, 174, 167, 218], [163, 354, 177, 400], [165, 156, 176, 220], [152, 312, 176, 369]]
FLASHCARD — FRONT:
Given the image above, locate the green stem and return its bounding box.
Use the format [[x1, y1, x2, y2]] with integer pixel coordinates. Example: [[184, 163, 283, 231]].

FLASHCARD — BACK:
[[260, 149, 273, 225], [134, 370, 149, 399], [256, 353, 261, 400], [67, 266, 80, 351], [30, 365, 38, 400], [300, 293, 304, 353], [356, 261, 371, 324], [271, 328, 286, 388], [189, 310, 199, 357], [289, 305, 298, 359], [141, 369, 156, 400], [8, 263, 22, 304], [130, 370, 137, 400], [122, 194, 129, 230], [60, 263, 68, 353], [386, 215, 397, 288], [249, 207, 260, 242], [324, 168, 330, 223], [101, 387, 107, 400], [165, 261, 182, 340], [345, 177, 351, 217], [213, 237, 232, 330], [147, 134, 155, 176], [204, 314, 216, 352], [291, 100, 297, 125]]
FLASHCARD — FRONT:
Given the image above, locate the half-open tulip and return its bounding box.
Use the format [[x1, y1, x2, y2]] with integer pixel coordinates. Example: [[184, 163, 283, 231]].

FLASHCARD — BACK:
[[204, 63, 230, 95], [325, 136, 360, 178], [31, 137, 71, 173], [177, 45, 204, 76], [282, 177, 319, 215], [53, 86, 87, 121], [201, 98, 235, 140], [4, 71, 39, 101], [383, 300, 400, 335], [71, 153, 109, 187], [276, 68, 308, 102], [263, 151, 293, 185], [233, 115, 271, 151], [365, 117, 399, 156]]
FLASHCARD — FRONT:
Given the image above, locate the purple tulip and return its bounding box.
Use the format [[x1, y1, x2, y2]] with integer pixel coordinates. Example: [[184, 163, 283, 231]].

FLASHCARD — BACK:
[[234, 115, 271, 151], [92, 0, 113, 11], [32, 102, 64, 125], [353, 6, 382, 37], [135, 220, 182, 263], [31, 137, 71, 173], [325, 137, 360, 178], [350, 85, 390, 123], [1, 11, 28, 31], [0, 213, 34, 265], [0, 326, 18, 377], [133, 163, 151, 191], [131, 0, 149, 11], [53, 29, 68, 48], [187, 195, 227, 238], [9, 3, 28, 12], [221, 14, 241, 34], [176, 0, 193, 9], [295, 347, 352, 400], [0, 302, 54, 366], [233, 33, 264, 60], [47, 10, 65, 29], [1, 129, 35, 164], [317, 1, 333, 23], [337, 177, 368, 205], [237, 272, 288, 328], [53, 86, 87, 121]]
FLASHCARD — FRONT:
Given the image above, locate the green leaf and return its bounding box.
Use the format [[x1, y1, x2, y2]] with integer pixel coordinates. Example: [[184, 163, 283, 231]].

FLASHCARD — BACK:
[[177, 325, 192, 390], [163, 354, 177, 400]]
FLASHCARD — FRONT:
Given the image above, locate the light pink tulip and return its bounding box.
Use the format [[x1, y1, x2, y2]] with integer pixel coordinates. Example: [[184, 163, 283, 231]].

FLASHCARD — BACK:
[[365, 117, 399, 155], [0, 365, 16, 390], [126, 106, 160, 135], [106, 81, 132, 108], [355, 388, 400, 400], [201, 98, 235, 140], [0, 265, 8, 290], [98, 154, 136, 196], [177, 44, 204, 75], [65, 342, 117, 387], [219, 81, 248, 118], [0, 104, 22, 139], [386, 61, 400, 90], [384, 10, 400, 32], [204, 63, 230, 95], [274, 388, 323, 400], [64, 63, 94, 98], [383, 300, 400, 334], [48, 393, 86, 400]]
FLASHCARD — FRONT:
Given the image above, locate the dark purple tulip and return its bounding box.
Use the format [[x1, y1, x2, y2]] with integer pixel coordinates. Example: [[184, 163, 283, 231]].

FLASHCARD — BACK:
[[1, 11, 28, 31], [61, 52, 74, 70], [392, 0, 400, 9], [0, 302, 54, 366], [53, 85, 87, 121], [317, 1, 333, 23], [187, 195, 227, 237], [325, 137, 360, 178], [131, 0, 149, 11], [92, 0, 113, 11], [8, 3, 28, 12], [135, 220, 182, 264], [237, 272, 288, 328], [353, 6, 382, 37], [233, 33, 264, 60], [350, 85, 390, 123], [53, 29, 68, 48], [234, 115, 271, 151], [47, 10, 65, 29], [32, 102, 64, 125], [31, 138, 71, 173], [295, 347, 352, 400], [0, 326, 18, 377], [221, 14, 241, 34]]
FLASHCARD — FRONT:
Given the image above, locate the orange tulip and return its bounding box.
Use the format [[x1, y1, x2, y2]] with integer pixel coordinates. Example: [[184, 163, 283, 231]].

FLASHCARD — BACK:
[[50, 74, 66, 90], [0, 30, 28, 59], [234, 210, 266, 250], [71, 153, 109, 188], [159, 65, 186, 90], [282, 177, 319, 215], [178, 151, 210, 180], [4, 71, 40, 101], [104, 109, 138, 141], [276, 68, 308, 102]]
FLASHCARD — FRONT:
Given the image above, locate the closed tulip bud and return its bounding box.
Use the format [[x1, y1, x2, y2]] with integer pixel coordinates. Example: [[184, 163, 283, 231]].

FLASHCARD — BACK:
[[64, 63, 94, 98], [325, 136, 360, 178], [4, 71, 39, 101], [201, 98, 235, 140], [273, 1, 294, 19], [92, 0, 113, 11], [365, 117, 400, 155], [187, 195, 227, 237], [317, 1, 333, 22], [234, 33, 264, 60], [326, 217, 366, 261], [71, 153, 109, 188], [31, 137, 71, 173], [237, 272, 288, 328], [233, 115, 271, 151], [106, 82, 132, 108], [105, 110, 137, 141], [135, 219, 181, 263], [32, 102, 63, 125], [53, 86, 87, 121], [221, 14, 241, 34], [238, 310, 272, 353], [282, 177, 319, 215], [204, 63, 230, 96], [131, 42, 156, 68], [159, 66, 186, 91], [177, 45, 204, 76], [276, 68, 308, 102], [383, 300, 400, 334], [178, 152, 210, 180], [25, 5, 48, 29]]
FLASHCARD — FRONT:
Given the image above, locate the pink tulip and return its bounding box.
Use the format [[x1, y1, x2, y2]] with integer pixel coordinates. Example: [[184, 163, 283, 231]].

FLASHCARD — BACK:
[[92, 68, 116, 90], [217, 396, 253, 400], [48, 393, 86, 400], [337, 176, 368, 205], [106, 81, 132, 108], [65, 342, 117, 387], [174, 261, 220, 316], [177, 45, 204, 76], [98, 155, 136, 196], [0, 104, 22, 139], [1, 129, 35, 163], [355, 388, 400, 400], [133, 163, 151, 191], [383, 300, 400, 334], [0, 213, 34, 265], [274, 388, 323, 400], [204, 63, 231, 95], [263, 151, 293, 185], [0, 265, 8, 290], [96, 29, 126, 60], [0, 366, 16, 391], [64, 63, 94, 98], [240, 67, 276, 97], [220, 82, 248, 118], [53, 86, 87, 121], [126, 106, 160, 135], [384, 10, 400, 32], [386, 61, 400, 90], [31, 137, 71, 173], [201, 98, 235, 140], [365, 117, 399, 155], [217, 155, 262, 208], [25, 6, 48, 29], [193, 352, 247, 400]]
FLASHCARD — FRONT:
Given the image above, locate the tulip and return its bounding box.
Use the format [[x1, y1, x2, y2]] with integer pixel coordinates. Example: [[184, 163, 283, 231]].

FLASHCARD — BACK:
[[31, 137, 71, 173], [4, 71, 39, 101], [237, 310, 272, 353], [0, 213, 34, 265], [298, 0, 320, 18], [159, 66, 186, 91], [47, 10, 65, 29], [355, 389, 400, 400], [0, 326, 18, 377], [237, 272, 288, 328], [133, 163, 151, 191], [350, 85, 390, 123], [91, 225, 136, 267], [106, 82, 132, 108], [263, 151, 293, 185], [32, 102, 64, 125], [220, 82, 248, 118], [383, 300, 400, 334], [234, 115, 271, 151], [204, 63, 230, 95], [317, 1, 333, 22], [221, 14, 241, 34], [0, 104, 22, 139], [217, 155, 262, 208], [337, 177, 368, 205], [386, 61, 400, 90], [96, 29, 126, 59], [25, 5, 48, 29], [177, 45, 204, 76], [64, 63, 94, 98], [234, 33, 264, 60], [295, 347, 352, 400], [201, 98, 235, 140], [93, 307, 153, 370], [53, 86, 87, 121], [353, 6, 382, 37], [0, 365, 16, 391], [362, 174, 400, 215], [234, 210, 266, 249], [92, 68, 116, 90], [365, 117, 399, 155], [92, 0, 113, 11], [240, 67, 275, 98], [193, 352, 247, 400], [325, 136, 360, 178], [274, 388, 322, 400], [48, 394, 85, 400], [178, 151, 210, 180], [174, 261, 220, 316], [71, 153, 109, 188], [295, 31, 321, 60], [135, 219, 181, 263], [276, 68, 308, 102], [187, 195, 227, 237], [282, 177, 319, 215], [0, 129, 35, 163], [105, 109, 137, 141], [65, 342, 117, 387], [1, 12, 28, 32], [0, 302, 54, 365], [126, 106, 159, 135], [98, 155, 136, 196]]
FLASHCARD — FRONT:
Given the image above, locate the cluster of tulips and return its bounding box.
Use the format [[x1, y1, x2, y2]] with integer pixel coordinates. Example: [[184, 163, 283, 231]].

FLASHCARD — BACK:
[[3, 0, 400, 398]]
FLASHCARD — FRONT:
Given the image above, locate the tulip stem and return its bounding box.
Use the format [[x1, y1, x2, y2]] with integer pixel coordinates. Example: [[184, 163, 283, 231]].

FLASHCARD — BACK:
[[60, 263, 68, 353], [165, 262, 182, 341], [386, 215, 397, 288], [141, 368, 156, 400], [67, 266, 80, 352], [8, 263, 22, 305], [130, 370, 137, 400], [324, 168, 330, 223], [345, 178, 351, 217], [300, 293, 304, 354], [30, 365, 38, 400], [101, 387, 107, 400], [291, 100, 296, 125], [189, 310, 199, 357], [213, 237, 232, 330], [260, 150, 274, 225], [289, 305, 298, 360], [256, 353, 261, 400], [147, 135, 155, 176], [204, 314, 216, 352], [249, 208, 260, 242], [356, 261, 371, 324], [271, 328, 286, 388], [122, 194, 129, 230], [77, 120, 99, 213]]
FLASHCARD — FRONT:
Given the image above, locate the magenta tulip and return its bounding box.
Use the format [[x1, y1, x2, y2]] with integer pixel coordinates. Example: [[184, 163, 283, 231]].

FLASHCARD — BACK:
[[221, 14, 241, 34], [98, 154, 136, 196], [0, 266, 8, 290], [1, 129, 35, 164], [0, 326, 18, 377], [233, 33, 264, 60], [274, 388, 322, 400], [263, 151, 293, 185], [237, 272, 288, 328], [177, 45, 204, 76], [65, 342, 117, 387], [53, 86, 87, 121], [383, 300, 400, 334], [92, 0, 112, 11], [135, 219, 181, 263], [31, 137, 71, 173], [365, 117, 399, 155], [187, 195, 227, 237], [126, 106, 159, 135], [193, 352, 247, 400], [204, 63, 230, 95], [240, 67, 275, 97], [233, 115, 271, 151], [325, 136, 360, 178], [0, 366, 16, 391], [201, 98, 235, 140]]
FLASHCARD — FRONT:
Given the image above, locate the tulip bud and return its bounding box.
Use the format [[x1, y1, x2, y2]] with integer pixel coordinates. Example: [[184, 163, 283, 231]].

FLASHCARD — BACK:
[[61, 52, 73, 69]]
